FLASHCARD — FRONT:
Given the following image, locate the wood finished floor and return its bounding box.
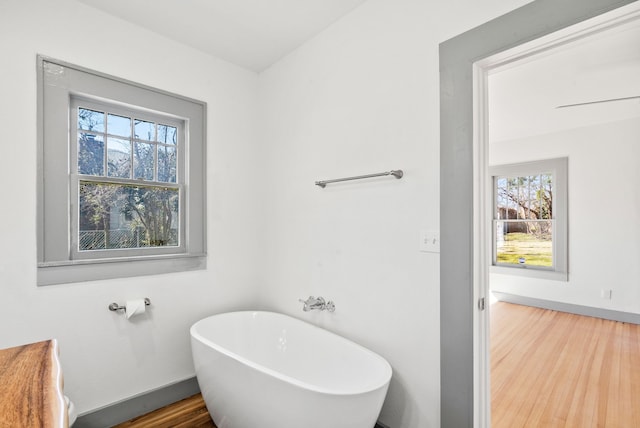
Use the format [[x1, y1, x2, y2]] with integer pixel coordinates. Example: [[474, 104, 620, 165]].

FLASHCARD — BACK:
[[113, 393, 216, 428], [491, 301, 640, 428]]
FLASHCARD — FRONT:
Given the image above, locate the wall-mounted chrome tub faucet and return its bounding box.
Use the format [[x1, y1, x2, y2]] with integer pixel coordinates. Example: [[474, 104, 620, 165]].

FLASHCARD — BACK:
[[299, 296, 335, 312]]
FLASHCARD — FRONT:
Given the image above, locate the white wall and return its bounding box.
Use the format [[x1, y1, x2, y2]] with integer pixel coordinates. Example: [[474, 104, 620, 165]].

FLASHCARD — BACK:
[[0, 0, 261, 414], [256, 0, 531, 426], [491, 117, 640, 314], [0, 0, 537, 424]]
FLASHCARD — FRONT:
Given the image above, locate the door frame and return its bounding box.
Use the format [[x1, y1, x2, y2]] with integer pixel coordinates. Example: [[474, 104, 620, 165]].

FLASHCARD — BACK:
[[439, 1, 638, 426]]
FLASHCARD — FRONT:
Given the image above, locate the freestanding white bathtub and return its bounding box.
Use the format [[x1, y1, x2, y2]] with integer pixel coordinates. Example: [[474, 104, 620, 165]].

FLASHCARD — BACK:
[[190, 311, 392, 428]]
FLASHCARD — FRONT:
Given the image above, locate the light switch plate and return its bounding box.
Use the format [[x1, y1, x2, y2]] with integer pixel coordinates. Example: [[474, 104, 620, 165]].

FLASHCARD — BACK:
[[420, 230, 440, 253]]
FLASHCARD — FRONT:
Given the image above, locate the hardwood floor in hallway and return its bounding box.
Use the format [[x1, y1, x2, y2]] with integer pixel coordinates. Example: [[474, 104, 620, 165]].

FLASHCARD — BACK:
[[491, 301, 640, 427]]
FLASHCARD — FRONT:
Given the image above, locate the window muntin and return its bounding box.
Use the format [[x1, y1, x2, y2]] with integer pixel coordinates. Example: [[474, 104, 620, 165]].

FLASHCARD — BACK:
[[76, 105, 179, 184]]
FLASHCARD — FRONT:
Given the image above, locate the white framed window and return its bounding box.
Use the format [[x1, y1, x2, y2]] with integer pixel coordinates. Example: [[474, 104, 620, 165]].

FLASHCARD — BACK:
[[37, 56, 206, 285], [490, 158, 568, 281]]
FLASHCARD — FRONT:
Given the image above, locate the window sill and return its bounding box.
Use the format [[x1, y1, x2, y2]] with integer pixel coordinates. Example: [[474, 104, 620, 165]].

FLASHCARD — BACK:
[[37, 254, 206, 286], [490, 265, 568, 282]]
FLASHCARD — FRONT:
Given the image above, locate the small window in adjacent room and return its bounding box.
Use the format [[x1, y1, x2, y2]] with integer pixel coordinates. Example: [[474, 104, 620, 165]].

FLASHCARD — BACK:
[[37, 56, 207, 285], [490, 158, 568, 281]]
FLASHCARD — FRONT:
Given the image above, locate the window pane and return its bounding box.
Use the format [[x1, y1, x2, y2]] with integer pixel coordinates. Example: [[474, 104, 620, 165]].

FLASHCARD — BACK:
[[78, 133, 104, 175], [78, 108, 105, 132], [496, 177, 508, 218], [158, 146, 177, 182], [107, 113, 131, 137], [496, 174, 554, 221], [79, 181, 179, 250], [540, 173, 552, 219], [158, 124, 177, 145], [134, 142, 155, 180], [134, 119, 155, 141], [496, 220, 553, 267], [107, 137, 131, 178]]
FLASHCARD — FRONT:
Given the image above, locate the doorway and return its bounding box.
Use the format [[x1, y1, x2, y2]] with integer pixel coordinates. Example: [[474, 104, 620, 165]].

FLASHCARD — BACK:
[[483, 7, 640, 426], [440, 1, 640, 427]]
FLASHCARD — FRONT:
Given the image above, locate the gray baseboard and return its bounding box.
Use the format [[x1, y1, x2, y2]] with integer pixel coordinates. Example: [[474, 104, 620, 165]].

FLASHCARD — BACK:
[[74, 377, 200, 428], [75, 375, 389, 428], [493, 291, 640, 325]]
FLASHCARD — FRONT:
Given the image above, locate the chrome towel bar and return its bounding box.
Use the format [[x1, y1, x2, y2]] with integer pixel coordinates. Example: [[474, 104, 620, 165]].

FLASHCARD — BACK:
[[315, 170, 403, 188]]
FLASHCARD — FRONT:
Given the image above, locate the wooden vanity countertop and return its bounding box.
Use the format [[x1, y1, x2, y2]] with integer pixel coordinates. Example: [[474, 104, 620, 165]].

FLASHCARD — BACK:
[[0, 339, 68, 428]]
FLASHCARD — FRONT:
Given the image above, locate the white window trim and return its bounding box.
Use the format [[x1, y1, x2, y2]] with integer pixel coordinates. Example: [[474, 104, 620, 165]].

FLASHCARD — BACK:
[[37, 56, 207, 285], [490, 157, 568, 281]]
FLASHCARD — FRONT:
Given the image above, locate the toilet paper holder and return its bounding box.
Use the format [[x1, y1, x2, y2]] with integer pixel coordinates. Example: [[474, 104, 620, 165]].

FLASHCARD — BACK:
[[108, 298, 151, 312]]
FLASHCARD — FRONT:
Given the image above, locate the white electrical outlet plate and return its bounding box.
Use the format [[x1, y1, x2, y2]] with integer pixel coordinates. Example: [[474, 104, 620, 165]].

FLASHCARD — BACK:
[[600, 289, 612, 300], [420, 230, 440, 253]]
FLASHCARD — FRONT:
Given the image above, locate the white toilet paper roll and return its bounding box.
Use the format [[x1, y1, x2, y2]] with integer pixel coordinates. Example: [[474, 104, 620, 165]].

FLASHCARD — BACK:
[[125, 299, 146, 319]]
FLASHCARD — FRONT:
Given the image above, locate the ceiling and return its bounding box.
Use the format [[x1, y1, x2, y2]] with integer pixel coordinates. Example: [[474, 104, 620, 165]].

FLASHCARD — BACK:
[[77, 0, 639, 138], [77, 0, 370, 72], [489, 11, 640, 143]]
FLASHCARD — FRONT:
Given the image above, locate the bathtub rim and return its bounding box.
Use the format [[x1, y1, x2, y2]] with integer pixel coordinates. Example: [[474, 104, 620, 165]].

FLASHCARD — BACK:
[[190, 310, 392, 397]]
